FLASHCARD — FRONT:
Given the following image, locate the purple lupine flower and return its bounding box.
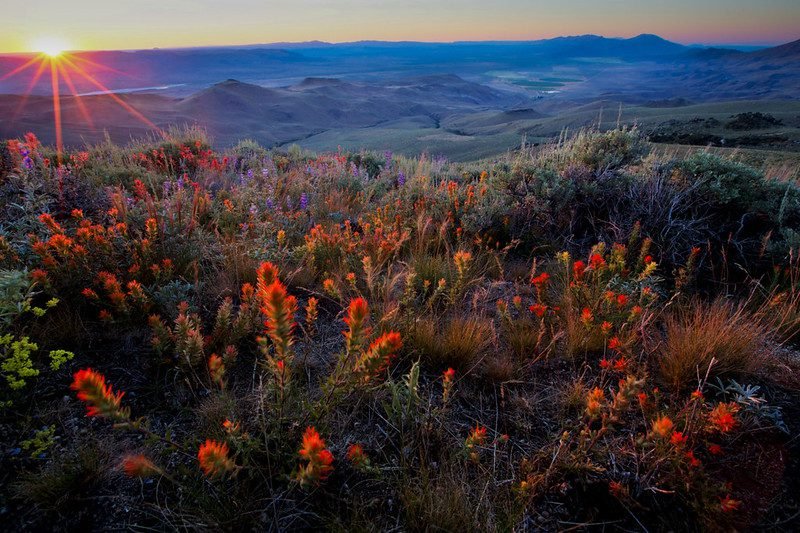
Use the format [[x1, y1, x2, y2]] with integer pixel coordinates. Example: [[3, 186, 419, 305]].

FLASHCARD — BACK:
[[262, 167, 269, 177], [249, 204, 258, 216], [266, 197, 275, 210], [247, 169, 254, 179], [299, 193, 308, 211], [384, 150, 393, 169], [285, 196, 293, 211], [397, 171, 406, 187]]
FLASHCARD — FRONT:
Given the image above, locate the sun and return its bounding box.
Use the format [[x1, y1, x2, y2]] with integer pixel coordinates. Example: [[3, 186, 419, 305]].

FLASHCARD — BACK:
[[30, 37, 71, 58]]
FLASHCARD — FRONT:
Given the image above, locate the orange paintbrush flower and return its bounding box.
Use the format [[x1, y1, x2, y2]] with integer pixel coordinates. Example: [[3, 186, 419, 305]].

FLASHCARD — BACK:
[[465, 424, 488, 462], [297, 426, 334, 486], [121, 454, 162, 478], [305, 297, 319, 334], [259, 278, 297, 361], [530, 272, 550, 287], [442, 367, 456, 400], [529, 303, 547, 318], [256, 261, 279, 290], [589, 253, 606, 270], [651, 415, 674, 439], [353, 331, 402, 383], [343, 297, 371, 355], [720, 495, 741, 512], [208, 354, 225, 387], [346, 443, 369, 469], [38, 213, 63, 234], [70, 368, 129, 421], [198, 439, 234, 477], [586, 387, 605, 418], [709, 402, 738, 433]]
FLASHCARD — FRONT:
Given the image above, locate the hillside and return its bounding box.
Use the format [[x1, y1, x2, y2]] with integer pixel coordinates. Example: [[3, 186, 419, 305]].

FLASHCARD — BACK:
[[2, 128, 800, 530]]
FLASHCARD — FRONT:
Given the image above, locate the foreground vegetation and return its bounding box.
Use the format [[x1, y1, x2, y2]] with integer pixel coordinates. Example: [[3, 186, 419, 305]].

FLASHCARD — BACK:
[[1, 128, 800, 531]]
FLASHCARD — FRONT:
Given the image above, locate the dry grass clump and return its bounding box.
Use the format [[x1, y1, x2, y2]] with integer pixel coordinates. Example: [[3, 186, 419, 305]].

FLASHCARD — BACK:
[[658, 298, 772, 390], [410, 315, 493, 371], [504, 318, 541, 359], [400, 467, 494, 532]]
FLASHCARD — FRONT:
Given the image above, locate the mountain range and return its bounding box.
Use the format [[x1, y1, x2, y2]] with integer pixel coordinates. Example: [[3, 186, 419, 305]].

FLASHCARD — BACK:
[[0, 34, 798, 158]]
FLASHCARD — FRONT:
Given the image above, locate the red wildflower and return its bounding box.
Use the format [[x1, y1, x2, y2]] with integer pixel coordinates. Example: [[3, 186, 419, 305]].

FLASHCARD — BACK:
[[344, 297, 371, 355], [38, 213, 63, 234], [530, 272, 550, 287], [442, 367, 455, 402], [30, 269, 48, 285], [685, 450, 702, 467], [198, 439, 234, 477], [465, 424, 488, 461], [581, 307, 593, 325], [586, 387, 604, 418], [637, 392, 648, 408], [222, 419, 240, 434], [608, 480, 625, 498], [208, 354, 225, 387], [70, 368, 128, 420], [305, 297, 319, 332], [346, 443, 369, 469], [670, 431, 688, 447], [613, 357, 628, 372], [297, 426, 334, 485], [573, 260, 586, 280], [601, 321, 613, 335], [529, 303, 547, 318], [121, 454, 161, 478], [708, 444, 724, 456], [589, 253, 606, 270], [256, 261, 279, 289], [353, 331, 402, 382], [651, 416, 674, 439], [599, 358, 611, 369], [709, 402, 738, 433], [616, 293, 629, 307], [720, 495, 741, 512], [259, 279, 297, 361], [608, 336, 622, 350]]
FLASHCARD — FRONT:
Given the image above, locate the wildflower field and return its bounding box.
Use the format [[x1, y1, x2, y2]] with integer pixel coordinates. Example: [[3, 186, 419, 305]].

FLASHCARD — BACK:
[[1, 128, 800, 530]]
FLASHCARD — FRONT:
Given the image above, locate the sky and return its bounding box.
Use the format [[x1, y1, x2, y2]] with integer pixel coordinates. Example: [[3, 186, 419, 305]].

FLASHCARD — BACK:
[[3, 0, 799, 54]]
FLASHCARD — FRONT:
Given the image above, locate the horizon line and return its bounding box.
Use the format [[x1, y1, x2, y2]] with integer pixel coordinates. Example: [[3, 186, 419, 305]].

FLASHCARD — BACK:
[[1, 32, 796, 56]]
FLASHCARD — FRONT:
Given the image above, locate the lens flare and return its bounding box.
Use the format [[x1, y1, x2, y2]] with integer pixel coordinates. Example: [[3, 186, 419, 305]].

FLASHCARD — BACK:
[[1, 43, 161, 165], [31, 37, 70, 58]]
